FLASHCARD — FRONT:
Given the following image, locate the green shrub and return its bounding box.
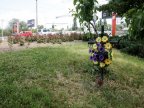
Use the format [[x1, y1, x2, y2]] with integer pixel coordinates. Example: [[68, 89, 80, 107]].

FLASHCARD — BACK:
[[37, 36, 45, 43], [82, 33, 93, 41], [121, 43, 144, 58]]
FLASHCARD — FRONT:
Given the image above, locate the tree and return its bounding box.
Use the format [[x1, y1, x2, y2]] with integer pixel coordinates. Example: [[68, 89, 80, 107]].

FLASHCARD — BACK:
[[19, 21, 28, 31], [37, 25, 44, 30], [99, 0, 144, 40], [128, 7, 144, 40], [8, 18, 19, 30], [99, 0, 144, 17], [7, 18, 28, 33], [73, 0, 99, 36]]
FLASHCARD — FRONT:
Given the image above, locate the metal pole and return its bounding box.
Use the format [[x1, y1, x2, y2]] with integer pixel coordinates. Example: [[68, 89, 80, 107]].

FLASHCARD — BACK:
[[36, 0, 38, 31]]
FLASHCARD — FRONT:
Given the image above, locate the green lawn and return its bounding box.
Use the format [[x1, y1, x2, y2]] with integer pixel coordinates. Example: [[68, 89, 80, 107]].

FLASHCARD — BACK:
[[0, 42, 144, 108]]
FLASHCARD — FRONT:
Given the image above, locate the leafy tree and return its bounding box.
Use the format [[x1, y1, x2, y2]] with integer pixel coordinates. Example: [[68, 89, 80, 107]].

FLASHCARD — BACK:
[[99, 0, 144, 40], [19, 21, 28, 31], [7, 18, 28, 33], [8, 18, 19, 30], [128, 7, 144, 40], [3, 29, 11, 36], [73, 0, 99, 36], [99, 0, 144, 17], [37, 25, 44, 30]]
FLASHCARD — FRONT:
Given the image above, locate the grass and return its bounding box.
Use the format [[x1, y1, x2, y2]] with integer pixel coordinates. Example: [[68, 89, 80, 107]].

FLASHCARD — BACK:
[[0, 41, 144, 108]]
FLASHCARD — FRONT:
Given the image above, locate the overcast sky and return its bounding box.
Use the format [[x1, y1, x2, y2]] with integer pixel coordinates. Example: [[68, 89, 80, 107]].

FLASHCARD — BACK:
[[0, 0, 109, 28]]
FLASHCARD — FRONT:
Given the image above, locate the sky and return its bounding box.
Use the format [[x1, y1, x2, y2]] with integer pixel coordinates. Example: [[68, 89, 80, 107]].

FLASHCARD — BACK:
[[0, 0, 112, 29]]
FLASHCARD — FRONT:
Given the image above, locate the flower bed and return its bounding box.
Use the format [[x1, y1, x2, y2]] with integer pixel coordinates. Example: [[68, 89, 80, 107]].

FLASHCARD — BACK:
[[8, 33, 83, 46]]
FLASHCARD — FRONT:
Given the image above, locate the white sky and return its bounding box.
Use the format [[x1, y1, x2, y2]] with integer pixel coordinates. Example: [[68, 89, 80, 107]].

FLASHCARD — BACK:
[[0, 0, 116, 29]]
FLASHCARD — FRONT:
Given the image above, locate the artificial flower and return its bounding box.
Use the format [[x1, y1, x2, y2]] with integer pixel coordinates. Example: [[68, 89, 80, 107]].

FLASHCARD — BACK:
[[98, 47, 105, 52], [96, 37, 101, 43], [104, 59, 112, 65], [93, 44, 97, 50], [90, 56, 93, 61], [93, 61, 98, 64], [93, 57, 97, 62], [99, 54, 104, 61], [89, 36, 113, 69], [100, 62, 105, 68], [93, 52, 98, 57], [105, 43, 112, 50], [89, 49, 92, 53], [93, 53, 99, 60], [97, 43, 101, 47], [102, 36, 108, 43]]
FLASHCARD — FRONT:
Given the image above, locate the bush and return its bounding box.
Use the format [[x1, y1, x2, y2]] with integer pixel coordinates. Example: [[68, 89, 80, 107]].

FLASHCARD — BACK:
[[109, 35, 144, 58], [19, 37, 25, 46], [121, 43, 144, 58], [82, 33, 93, 41]]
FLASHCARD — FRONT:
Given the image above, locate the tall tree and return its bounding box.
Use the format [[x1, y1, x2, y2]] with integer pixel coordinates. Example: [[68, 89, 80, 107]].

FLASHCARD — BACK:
[[73, 0, 99, 36]]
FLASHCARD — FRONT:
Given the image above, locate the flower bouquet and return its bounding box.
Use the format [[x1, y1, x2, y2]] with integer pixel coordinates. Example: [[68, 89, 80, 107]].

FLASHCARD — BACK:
[[89, 35, 113, 86]]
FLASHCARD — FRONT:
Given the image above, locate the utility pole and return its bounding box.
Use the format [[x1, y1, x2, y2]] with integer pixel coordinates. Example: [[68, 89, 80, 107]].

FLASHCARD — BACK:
[[36, 0, 38, 31]]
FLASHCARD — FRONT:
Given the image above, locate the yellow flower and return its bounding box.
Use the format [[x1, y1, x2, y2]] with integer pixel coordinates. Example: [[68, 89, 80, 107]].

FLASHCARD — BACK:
[[96, 37, 101, 43], [102, 36, 108, 43], [100, 62, 105, 68], [93, 61, 98, 65], [104, 59, 112, 65], [93, 44, 97, 50], [105, 43, 112, 50]]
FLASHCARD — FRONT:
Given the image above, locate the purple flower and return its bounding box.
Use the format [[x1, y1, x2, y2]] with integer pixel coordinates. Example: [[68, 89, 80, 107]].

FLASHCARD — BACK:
[[97, 43, 101, 47], [90, 56, 93, 61], [89, 49, 92, 53], [93, 57, 97, 62], [99, 54, 104, 61], [93, 52, 97, 56], [99, 47, 105, 52], [96, 54, 99, 59]]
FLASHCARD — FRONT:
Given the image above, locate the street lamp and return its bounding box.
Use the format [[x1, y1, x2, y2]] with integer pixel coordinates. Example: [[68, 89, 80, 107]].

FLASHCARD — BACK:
[[35, 0, 38, 31]]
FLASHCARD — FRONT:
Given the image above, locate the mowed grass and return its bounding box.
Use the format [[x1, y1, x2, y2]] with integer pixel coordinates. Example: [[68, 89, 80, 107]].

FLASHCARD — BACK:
[[0, 42, 144, 108]]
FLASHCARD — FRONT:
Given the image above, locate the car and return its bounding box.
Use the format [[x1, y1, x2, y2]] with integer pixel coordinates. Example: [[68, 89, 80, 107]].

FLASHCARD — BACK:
[[19, 31, 32, 36], [38, 28, 58, 35]]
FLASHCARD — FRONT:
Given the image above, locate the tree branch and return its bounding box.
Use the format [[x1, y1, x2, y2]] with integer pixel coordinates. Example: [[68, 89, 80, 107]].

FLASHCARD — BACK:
[[89, 22, 98, 37]]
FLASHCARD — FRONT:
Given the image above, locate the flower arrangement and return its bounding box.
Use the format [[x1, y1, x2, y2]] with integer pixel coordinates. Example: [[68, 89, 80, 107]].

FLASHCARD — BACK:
[[89, 36, 113, 68], [89, 35, 113, 86]]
